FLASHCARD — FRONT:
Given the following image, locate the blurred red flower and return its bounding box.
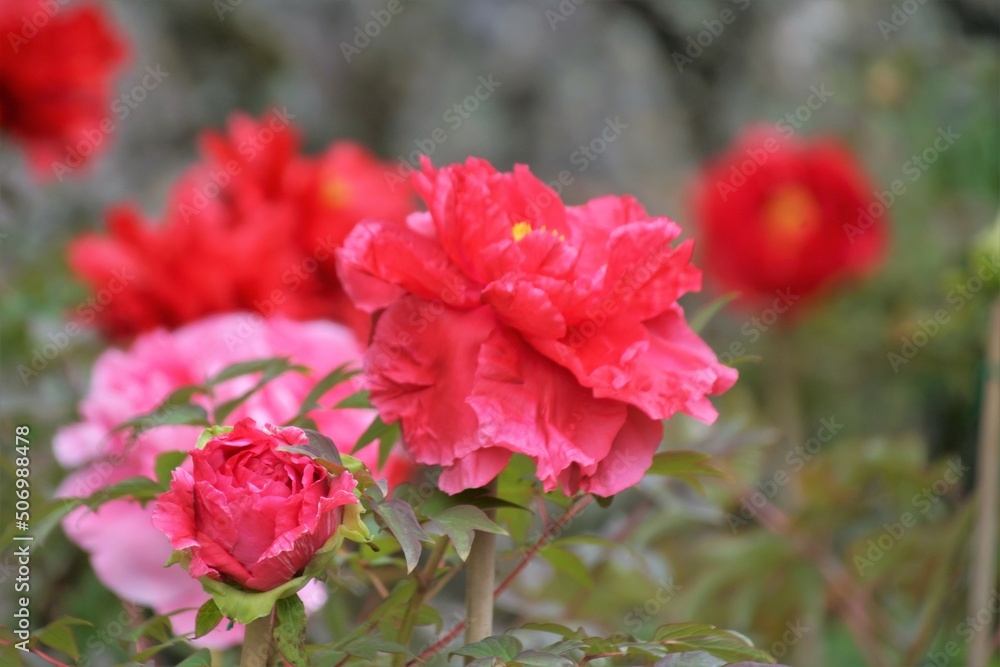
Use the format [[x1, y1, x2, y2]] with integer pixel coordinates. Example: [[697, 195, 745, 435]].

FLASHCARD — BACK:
[[0, 0, 127, 176], [692, 127, 888, 313], [68, 111, 414, 340], [338, 157, 736, 497]]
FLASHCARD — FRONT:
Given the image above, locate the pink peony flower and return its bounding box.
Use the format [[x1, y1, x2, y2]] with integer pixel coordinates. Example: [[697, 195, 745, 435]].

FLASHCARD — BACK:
[[337, 157, 736, 497], [56, 314, 412, 647], [152, 419, 359, 591]]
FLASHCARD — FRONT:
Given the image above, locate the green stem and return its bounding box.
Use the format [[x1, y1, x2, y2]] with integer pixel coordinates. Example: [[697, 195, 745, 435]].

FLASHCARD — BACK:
[[394, 537, 450, 667], [969, 298, 1000, 667], [239, 613, 274, 667], [464, 483, 498, 649]]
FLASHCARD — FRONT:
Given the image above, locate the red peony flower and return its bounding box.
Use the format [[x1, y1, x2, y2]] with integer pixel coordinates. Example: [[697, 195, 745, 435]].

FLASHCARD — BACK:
[[0, 0, 127, 175], [337, 157, 736, 497], [152, 419, 360, 592], [692, 127, 888, 313], [68, 111, 414, 340]]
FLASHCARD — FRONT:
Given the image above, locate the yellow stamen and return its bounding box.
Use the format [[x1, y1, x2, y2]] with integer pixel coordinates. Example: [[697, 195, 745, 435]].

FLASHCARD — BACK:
[[763, 186, 818, 241], [512, 221, 533, 241], [322, 178, 351, 209]]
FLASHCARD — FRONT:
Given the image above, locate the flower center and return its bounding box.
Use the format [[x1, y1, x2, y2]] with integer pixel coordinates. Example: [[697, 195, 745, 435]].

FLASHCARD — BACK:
[[762, 185, 819, 244], [511, 221, 533, 241], [322, 177, 351, 209], [511, 221, 565, 242]]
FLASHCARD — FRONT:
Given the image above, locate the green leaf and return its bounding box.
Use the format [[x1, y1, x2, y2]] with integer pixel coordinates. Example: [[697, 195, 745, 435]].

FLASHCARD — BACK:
[[300, 363, 361, 413], [34, 618, 90, 660], [278, 429, 343, 469], [155, 450, 189, 488], [511, 649, 576, 667], [274, 596, 308, 667], [83, 477, 162, 508], [427, 505, 507, 561], [372, 498, 430, 573], [112, 403, 210, 436], [352, 416, 397, 453], [130, 612, 175, 643], [161, 384, 210, 406], [131, 638, 189, 662], [333, 389, 372, 409], [519, 623, 582, 639], [341, 636, 411, 660], [197, 425, 234, 449], [539, 546, 592, 589], [176, 649, 213, 667], [207, 357, 295, 385], [193, 599, 223, 639], [214, 359, 303, 423], [452, 636, 523, 661], [647, 451, 727, 493], [652, 624, 776, 664], [654, 623, 721, 641], [690, 292, 739, 333]]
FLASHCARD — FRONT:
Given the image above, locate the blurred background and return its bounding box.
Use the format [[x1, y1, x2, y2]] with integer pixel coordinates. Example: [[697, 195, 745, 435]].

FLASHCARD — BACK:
[[1, 0, 998, 665]]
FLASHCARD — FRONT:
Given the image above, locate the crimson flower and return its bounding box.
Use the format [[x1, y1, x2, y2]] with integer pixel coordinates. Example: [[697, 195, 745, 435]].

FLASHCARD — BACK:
[[337, 157, 736, 497], [152, 419, 360, 592], [68, 111, 414, 340], [0, 0, 126, 175], [692, 127, 888, 313]]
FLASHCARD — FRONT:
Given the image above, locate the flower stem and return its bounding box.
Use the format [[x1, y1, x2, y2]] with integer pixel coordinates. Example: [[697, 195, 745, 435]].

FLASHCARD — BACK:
[[239, 613, 274, 667], [394, 536, 450, 667], [410, 494, 592, 666], [464, 481, 498, 648], [969, 298, 1000, 667]]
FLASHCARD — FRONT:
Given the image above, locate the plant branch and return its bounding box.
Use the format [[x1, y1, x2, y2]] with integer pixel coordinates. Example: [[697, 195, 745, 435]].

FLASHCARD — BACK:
[[969, 297, 1000, 667], [409, 494, 593, 666], [394, 536, 450, 667], [464, 482, 499, 648], [239, 612, 274, 667]]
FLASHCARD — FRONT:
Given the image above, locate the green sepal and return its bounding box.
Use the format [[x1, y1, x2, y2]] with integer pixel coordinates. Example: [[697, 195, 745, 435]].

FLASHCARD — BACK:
[[196, 425, 234, 450], [337, 503, 373, 545]]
